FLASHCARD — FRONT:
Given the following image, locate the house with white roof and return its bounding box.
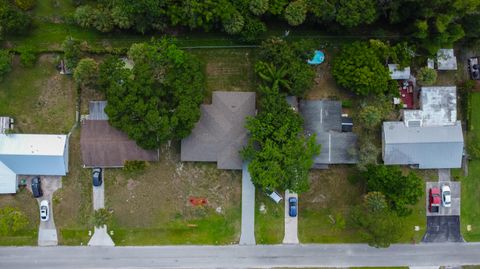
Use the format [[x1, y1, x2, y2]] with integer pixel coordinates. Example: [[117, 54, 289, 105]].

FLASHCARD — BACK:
[[0, 134, 69, 194], [388, 64, 411, 80], [382, 86, 464, 169]]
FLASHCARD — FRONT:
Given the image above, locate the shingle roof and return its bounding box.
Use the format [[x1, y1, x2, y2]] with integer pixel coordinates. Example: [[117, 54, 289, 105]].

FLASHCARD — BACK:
[[382, 121, 463, 169], [181, 91, 256, 170], [80, 120, 159, 167], [300, 100, 358, 165]]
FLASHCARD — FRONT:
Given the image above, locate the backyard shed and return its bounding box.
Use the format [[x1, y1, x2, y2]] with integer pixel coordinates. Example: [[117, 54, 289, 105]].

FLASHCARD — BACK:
[[388, 64, 411, 80], [437, 49, 458, 70]]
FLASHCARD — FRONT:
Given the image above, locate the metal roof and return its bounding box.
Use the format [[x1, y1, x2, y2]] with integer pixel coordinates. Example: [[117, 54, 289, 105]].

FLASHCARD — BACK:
[[403, 86, 457, 126], [437, 49, 457, 70], [0, 134, 67, 156], [181, 91, 256, 170], [0, 160, 16, 194], [382, 121, 463, 168], [388, 64, 411, 80]]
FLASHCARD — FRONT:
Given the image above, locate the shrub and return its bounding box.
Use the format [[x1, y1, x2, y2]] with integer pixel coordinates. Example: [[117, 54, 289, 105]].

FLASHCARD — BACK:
[[0, 206, 29, 235], [74, 5, 96, 28], [14, 0, 36, 10], [0, 50, 12, 81], [62, 37, 82, 69], [17, 46, 36, 67], [284, 0, 307, 26], [240, 16, 266, 43], [417, 67, 437, 86], [91, 208, 112, 228], [74, 58, 98, 88], [223, 10, 244, 34], [249, 0, 269, 15], [123, 160, 147, 173], [358, 105, 383, 130]]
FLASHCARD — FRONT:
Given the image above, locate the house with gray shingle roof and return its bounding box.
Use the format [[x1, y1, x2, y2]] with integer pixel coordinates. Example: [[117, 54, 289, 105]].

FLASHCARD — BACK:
[[300, 100, 358, 168], [181, 91, 256, 170], [382, 86, 464, 169]]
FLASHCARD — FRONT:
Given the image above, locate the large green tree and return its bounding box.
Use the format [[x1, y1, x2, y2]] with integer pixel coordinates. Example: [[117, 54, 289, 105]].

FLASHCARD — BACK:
[[332, 42, 396, 96], [74, 58, 99, 88], [0, 0, 31, 37], [257, 37, 315, 96], [362, 164, 423, 216], [335, 0, 377, 28], [103, 39, 205, 149], [351, 192, 403, 248], [242, 86, 320, 193]]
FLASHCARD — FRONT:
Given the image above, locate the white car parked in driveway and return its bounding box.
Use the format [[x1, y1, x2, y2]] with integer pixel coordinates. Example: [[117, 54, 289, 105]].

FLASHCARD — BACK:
[[40, 200, 49, 222], [441, 185, 452, 208]]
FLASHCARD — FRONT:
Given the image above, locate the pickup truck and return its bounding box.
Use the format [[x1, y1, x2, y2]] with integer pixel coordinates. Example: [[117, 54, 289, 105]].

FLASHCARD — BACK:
[[429, 187, 441, 213]]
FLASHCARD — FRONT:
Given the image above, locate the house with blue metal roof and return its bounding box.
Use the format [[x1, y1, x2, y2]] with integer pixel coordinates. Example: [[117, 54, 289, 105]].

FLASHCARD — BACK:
[[382, 86, 464, 169], [0, 134, 69, 194]]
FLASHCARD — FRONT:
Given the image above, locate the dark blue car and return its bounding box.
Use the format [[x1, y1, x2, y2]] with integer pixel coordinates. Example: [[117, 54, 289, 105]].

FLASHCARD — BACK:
[[288, 197, 297, 217]]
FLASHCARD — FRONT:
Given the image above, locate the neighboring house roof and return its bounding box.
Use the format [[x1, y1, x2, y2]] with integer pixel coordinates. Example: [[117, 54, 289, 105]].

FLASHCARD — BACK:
[[403, 86, 457, 127], [382, 121, 463, 169], [388, 64, 411, 80], [0, 133, 69, 176], [181, 91, 256, 170], [300, 100, 358, 165], [80, 101, 159, 167], [0, 160, 16, 194], [437, 49, 457, 70]]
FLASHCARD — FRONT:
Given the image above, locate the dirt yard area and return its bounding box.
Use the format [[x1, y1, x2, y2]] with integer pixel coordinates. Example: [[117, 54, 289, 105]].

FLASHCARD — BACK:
[[305, 49, 353, 101], [104, 143, 242, 245]]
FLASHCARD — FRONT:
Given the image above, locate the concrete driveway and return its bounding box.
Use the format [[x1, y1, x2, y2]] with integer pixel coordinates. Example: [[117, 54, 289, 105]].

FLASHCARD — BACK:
[[88, 170, 114, 247], [239, 162, 255, 245], [25, 176, 62, 246], [282, 190, 299, 244], [426, 182, 460, 217]]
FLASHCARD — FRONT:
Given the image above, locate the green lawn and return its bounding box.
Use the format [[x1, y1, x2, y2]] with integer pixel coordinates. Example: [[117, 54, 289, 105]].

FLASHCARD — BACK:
[[0, 55, 76, 133], [255, 191, 284, 244], [461, 92, 480, 241]]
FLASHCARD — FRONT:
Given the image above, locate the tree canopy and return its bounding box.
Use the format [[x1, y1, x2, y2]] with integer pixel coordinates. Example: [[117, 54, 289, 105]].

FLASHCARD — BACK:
[[332, 41, 413, 96], [0, 0, 31, 37], [74, 58, 99, 88], [101, 39, 205, 149], [351, 192, 403, 248], [257, 37, 315, 96], [242, 86, 320, 193], [362, 164, 424, 216]]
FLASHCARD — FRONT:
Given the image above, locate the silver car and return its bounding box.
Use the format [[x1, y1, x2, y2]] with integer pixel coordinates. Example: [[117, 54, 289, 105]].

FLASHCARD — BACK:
[[441, 185, 451, 208], [40, 200, 49, 222]]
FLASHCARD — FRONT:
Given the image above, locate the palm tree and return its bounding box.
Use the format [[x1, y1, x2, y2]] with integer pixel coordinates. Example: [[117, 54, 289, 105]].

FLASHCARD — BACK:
[[256, 62, 291, 91]]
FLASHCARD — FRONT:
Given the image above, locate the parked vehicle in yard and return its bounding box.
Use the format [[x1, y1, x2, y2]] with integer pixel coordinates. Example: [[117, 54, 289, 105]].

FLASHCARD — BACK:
[[265, 189, 283, 204], [40, 200, 49, 222], [31, 177, 43, 198], [92, 168, 102, 187], [288, 197, 297, 217], [429, 187, 441, 213], [441, 185, 452, 207]]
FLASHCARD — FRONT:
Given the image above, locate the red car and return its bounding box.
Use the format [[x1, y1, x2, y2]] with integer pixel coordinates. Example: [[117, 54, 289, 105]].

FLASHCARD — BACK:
[[429, 187, 441, 213]]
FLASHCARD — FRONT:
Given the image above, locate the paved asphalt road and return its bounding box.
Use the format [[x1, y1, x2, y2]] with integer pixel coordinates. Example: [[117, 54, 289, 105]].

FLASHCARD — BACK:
[[2, 243, 480, 269]]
